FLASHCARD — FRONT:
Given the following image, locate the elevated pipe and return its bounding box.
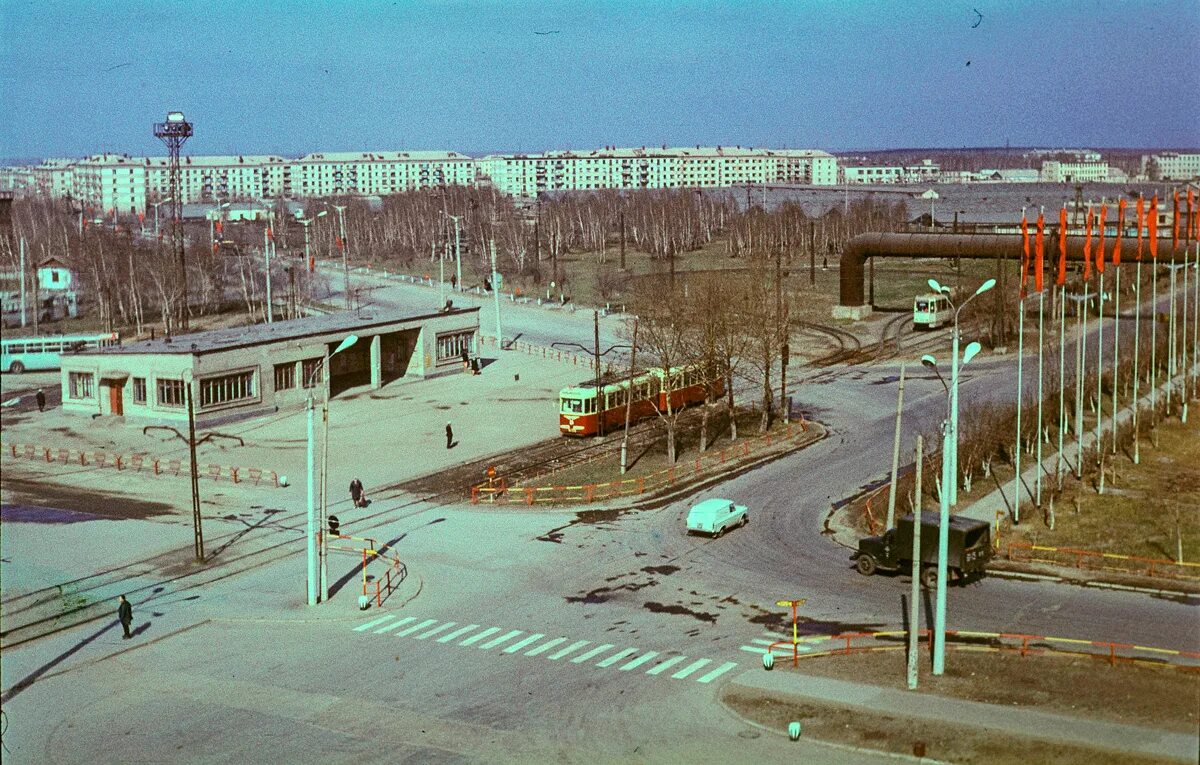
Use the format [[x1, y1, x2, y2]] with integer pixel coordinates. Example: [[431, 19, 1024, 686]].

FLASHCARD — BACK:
[[837, 232, 1189, 317]]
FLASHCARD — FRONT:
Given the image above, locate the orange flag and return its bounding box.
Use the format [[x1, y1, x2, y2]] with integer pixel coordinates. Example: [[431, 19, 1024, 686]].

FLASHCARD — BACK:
[[1095, 204, 1107, 274], [1113, 199, 1125, 265], [1149, 196, 1158, 259], [1020, 211, 1030, 296], [1188, 188, 1195, 243], [1035, 210, 1045, 292], [1136, 196, 1145, 261], [1056, 206, 1067, 286], [1172, 191, 1180, 250], [267, 225, 275, 241], [215, 219, 223, 235], [1083, 207, 1093, 281]]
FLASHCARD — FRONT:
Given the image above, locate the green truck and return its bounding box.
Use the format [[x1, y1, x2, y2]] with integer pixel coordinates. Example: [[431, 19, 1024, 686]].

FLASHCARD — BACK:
[[851, 512, 992, 588]]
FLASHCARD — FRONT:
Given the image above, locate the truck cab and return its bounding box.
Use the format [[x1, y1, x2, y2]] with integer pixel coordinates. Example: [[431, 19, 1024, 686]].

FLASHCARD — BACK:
[[852, 512, 992, 587]]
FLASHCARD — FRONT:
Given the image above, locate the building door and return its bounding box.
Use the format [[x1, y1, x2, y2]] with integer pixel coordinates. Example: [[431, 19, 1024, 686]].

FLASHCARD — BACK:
[[108, 383, 123, 416]]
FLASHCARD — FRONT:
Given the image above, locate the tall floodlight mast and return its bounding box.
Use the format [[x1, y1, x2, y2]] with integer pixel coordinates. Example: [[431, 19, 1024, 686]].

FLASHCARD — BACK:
[[154, 111, 194, 330]]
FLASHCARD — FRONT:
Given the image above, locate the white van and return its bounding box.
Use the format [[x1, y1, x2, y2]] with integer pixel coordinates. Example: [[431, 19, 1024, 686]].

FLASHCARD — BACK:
[[685, 498, 748, 537]]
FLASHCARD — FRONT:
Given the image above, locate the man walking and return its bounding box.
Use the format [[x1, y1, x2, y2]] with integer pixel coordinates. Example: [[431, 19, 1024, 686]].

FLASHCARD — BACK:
[[445, 422, 454, 449], [117, 594, 133, 639], [349, 477, 365, 508], [36, 388, 46, 412]]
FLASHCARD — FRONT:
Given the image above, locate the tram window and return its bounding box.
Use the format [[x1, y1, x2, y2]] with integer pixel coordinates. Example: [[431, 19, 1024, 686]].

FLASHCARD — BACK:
[[916, 300, 929, 312], [562, 398, 583, 414]]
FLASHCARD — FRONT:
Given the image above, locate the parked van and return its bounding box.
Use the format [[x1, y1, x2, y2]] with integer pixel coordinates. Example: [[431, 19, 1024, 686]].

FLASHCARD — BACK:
[[685, 498, 748, 537]]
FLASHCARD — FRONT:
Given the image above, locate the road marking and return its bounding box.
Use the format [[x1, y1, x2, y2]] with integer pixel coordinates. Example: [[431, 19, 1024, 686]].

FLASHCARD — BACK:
[[618, 651, 659, 671], [671, 658, 712, 679], [524, 637, 568, 656], [750, 638, 777, 646], [696, 661, 738, 684], [503, 633, 546, 654], [646, 656, 688, 675], [437, 624, 480, 643], [374, 616, 418, 634], [595, 648, 639, 668], [394, 618, 438, 637], [479, 629, 524, 650], [739, 646, 771, 655], [571, 644, 615, 664], [547, 640, 590, 660], [353, 615, 396, 632], [460, 627, 501, 646], [413, 622, 456, 640]]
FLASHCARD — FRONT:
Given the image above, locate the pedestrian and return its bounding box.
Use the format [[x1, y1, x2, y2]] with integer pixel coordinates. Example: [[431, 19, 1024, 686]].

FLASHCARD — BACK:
[[445, 421, 454, 449], [36, 388, 46, 412], [461, 348, 470, 371], [117, 594, 133, 639], [349, 477, 365, 508]]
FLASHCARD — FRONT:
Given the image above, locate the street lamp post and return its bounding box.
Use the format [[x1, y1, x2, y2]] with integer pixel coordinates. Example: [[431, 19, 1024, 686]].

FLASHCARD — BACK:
[[323, 202, 351, 309], [926, 277, 995, 509], [444, 212, 463, 292], [922, 339, 982, 677], [307, 334, 358, 606], [151, 197, 173, 240]]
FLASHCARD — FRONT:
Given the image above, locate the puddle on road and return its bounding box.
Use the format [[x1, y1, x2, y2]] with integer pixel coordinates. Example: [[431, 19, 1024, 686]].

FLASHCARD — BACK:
[[0, 477, 173, 521], [537, 507, 630, 544], [0, 505, 112, 524], [640, 565, 680, 575], [644, 601, 717, 623]]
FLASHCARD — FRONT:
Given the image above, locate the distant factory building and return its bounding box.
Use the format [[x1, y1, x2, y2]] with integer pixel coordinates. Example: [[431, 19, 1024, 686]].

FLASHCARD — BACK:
[[59, 307, 480, 425]]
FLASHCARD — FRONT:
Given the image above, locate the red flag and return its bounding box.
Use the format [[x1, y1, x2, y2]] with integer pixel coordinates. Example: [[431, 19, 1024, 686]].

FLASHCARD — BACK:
[[1083, 207, 1093, 281], [137, 212, 145, 223], [1113, 199, 1125, 265], [1149, 195, 1158, 259], [212, 242, 219, 254], [1095, 204, 1106, 274], [1136, 196, 1145, 261], [267, 226, 274, 242], [1188, 188, 1195, 243], [1056, 206, 1067, 286], [1020, 211, 1030, 296], [1034, 210, 1045, 292], [1172, 191, 1180, 250], [335, 235, 344, 250], [309, 255, 315, 273], [215, 219, 223, 235]]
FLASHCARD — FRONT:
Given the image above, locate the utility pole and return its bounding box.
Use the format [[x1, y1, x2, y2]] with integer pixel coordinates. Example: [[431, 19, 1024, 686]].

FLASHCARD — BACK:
[[19, 235, 26, 327], [186, 380, 205, 563], [490, 236, 502, 347], [594, 310, 603, 437], [620, 320, 638, 474], [809, 220, 816, 287], [907, 434, 923, 690], [264, 224, 274, 323], [887, 364, 907, 530], [619, 207, 626, 271], [334, 204, 350, 309]]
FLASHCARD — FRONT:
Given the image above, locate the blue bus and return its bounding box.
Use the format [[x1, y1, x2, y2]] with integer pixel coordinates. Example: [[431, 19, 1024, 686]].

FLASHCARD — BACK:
[[1, 332, 120, 374]]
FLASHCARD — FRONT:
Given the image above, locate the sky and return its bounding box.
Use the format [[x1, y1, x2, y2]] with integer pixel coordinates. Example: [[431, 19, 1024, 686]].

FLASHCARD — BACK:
[[1, 0, 1198, 161]]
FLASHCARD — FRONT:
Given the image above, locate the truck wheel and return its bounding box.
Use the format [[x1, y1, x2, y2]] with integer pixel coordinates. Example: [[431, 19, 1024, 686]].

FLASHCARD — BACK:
[[920, 566, 938, 589], [855, 555, 877, 576]]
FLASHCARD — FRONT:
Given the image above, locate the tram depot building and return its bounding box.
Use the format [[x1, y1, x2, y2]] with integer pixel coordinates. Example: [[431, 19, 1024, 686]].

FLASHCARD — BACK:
[[58, 307, 480, 426]]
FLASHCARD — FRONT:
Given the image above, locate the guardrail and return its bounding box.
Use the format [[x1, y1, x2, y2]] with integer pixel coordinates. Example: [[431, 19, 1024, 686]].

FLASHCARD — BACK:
[[2, 441, 282, 488], [1005, 541, 1200, 581], [323, 532, 407, 608], [471, 420, 815, 506], [763, 629, 1200, 671], [478, 334, 597, 369]]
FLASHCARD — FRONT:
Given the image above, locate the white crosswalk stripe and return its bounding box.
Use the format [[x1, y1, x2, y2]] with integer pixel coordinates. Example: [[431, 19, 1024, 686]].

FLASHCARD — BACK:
[[503, 634, 545, 654], [350, 617, 738, 686]]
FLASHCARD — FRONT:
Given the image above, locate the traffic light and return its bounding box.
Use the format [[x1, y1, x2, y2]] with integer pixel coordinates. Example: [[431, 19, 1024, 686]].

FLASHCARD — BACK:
[[327, 515, 340, 537]]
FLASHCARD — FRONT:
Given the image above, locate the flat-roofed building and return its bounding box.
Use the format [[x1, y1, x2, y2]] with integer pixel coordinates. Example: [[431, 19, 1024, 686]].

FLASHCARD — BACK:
[[1142, 152, 1200, 181], [292, 151, 475, 198], [59, 307, 480, 425], [1041, 159, 1109, 183], [31, 158, 77, 200], [70, 154, 147, 216]]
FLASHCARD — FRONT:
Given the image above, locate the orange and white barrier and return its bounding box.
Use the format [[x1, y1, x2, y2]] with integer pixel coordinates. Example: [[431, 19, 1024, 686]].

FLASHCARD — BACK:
[[2, 441, 282, 488], [1005, 541, 1200, 581]]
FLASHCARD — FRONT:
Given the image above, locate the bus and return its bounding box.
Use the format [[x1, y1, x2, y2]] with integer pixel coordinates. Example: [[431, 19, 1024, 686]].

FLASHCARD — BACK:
[[559, 364, 724, 437], [1, 332, 120, 374], [913, 293, 952, 330]]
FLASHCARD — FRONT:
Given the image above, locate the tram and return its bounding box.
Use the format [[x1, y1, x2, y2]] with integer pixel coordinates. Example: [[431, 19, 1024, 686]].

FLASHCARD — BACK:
[[558, 364, 723, 436], [912, 293, 952, 330]]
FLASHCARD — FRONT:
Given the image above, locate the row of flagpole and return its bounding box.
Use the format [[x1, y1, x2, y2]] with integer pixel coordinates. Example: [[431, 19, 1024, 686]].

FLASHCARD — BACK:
[[1010, 186, 1199, 523]]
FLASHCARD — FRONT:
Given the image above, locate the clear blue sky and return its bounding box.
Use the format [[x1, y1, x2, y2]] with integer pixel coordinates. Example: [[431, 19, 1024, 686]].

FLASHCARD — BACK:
[[1, 0, 1197, 160]]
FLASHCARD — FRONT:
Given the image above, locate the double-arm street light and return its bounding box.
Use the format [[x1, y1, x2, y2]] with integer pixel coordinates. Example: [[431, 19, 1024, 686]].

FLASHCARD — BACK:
[[926, 277, 996, 508], [306, 334, 358, 606], [299, 210, 329, 275], [322, 202, 352, 309], [151, 197, 173, 240], [921, 337, 983, 676]]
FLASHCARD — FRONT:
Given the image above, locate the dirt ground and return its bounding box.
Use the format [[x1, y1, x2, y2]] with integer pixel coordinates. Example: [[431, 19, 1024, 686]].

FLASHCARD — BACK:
[[723, 649, 1199, 765]]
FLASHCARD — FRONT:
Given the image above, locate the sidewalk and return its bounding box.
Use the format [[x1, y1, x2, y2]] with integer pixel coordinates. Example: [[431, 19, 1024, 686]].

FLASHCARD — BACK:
[[729, 669, 1198, 762]]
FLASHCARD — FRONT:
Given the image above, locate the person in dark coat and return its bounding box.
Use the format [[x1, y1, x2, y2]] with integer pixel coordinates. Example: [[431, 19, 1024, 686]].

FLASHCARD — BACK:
[[461, 348, 470, 371], [445, 422, 454, 449], [349, 477, 365, 508], [118, 594, 133, 639], [36, 388, 46, 412]]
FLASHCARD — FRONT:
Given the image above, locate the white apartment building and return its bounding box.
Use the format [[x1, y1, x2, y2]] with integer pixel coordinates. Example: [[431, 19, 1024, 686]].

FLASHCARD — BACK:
[[841, 158, 940, 185], [70, 154, 147, 216], [1142, 152, 1200, 181], [476, 146, 837, 197], [291, 151, 475, 198], [30, 159, 76, 199], [144, 155, 292, 204], [1040, 159, 1109, 183]]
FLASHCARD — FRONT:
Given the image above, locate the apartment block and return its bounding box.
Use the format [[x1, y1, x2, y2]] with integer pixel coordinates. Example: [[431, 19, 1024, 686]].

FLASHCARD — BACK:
[[1142, 152, 1200, 181]]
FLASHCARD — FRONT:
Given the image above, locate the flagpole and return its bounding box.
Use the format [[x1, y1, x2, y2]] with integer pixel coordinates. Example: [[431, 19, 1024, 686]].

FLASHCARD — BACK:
[[1111, 262, 1121, 452], [1193, 244, 1199, 402], [1181, 252, 1189, 423], [1151, 253, 1158, 431], [1057, 283, 1066, 489], [1077, 281, 1088, 478], [1133, 259, 1142, 464], [1013, 295, 1024, 523], [1096, 267, 1104, 494]]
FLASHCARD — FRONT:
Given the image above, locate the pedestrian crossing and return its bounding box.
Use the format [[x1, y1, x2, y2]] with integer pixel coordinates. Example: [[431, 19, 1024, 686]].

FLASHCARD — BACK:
[[737, 631, 823, 656], [351, 613, 738, 686]]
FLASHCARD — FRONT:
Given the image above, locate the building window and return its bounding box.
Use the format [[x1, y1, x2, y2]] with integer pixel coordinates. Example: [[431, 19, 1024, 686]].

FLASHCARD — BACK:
[[68, 372, 95, 400], [132, 377, 147, 404], [436, 331, 474, 362], [274, 362, 297, 391], [301, 358, 323, 388], [157, 378, 186, 408], [200, 370, 256, 408]]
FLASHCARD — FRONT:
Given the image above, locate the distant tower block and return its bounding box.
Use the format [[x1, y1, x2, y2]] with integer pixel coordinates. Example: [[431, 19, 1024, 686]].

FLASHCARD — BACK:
[[154, 111, 193, 330]]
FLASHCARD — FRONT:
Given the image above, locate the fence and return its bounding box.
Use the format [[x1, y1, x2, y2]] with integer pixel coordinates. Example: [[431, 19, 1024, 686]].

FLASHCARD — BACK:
[[764, 629, 1200, 671], [324, 532, 407, 608], [478, 333, 597, 369], [1005, 541, 1200, 581], [471, 420, 814, 506], [3, 441, 282, 488]]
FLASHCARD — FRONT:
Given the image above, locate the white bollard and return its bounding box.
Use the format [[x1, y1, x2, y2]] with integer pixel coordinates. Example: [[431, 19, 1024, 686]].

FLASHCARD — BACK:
[[788, 721, 802, 741], [358, 595, 370, 610], [762, 653, 774, 670]]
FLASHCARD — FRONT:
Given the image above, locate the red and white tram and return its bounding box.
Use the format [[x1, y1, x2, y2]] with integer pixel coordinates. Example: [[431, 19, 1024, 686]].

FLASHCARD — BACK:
[[559, 365, 723, 437]]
